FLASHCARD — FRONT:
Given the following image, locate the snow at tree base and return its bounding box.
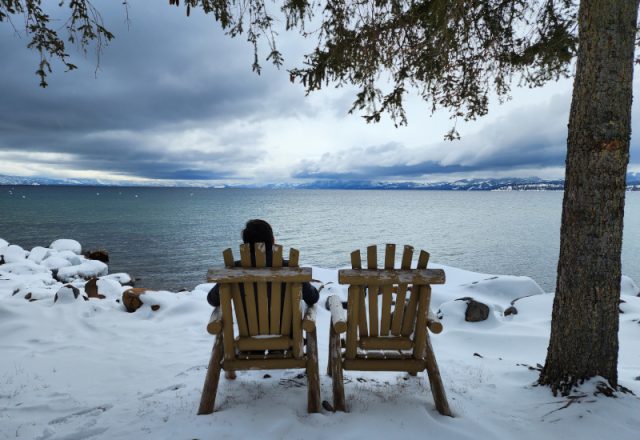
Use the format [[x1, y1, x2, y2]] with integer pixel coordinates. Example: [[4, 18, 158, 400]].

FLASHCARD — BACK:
[[1, 238, 639, 440]]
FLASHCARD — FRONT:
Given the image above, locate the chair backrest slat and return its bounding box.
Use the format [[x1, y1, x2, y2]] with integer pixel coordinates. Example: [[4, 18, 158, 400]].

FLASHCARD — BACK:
[[280, 248, 298, 335], [220, 284, 235, 361], [351, 250, 368, 338], [379, 244, 396, 336], [239, 244, 260, 336], [270, 244, 284, 334], [391, 245, 413, 336], [345, 285, 360, 359], [223, 248, 249, 337], [366, 245, 379, 337], [254, 243, 270, 334]]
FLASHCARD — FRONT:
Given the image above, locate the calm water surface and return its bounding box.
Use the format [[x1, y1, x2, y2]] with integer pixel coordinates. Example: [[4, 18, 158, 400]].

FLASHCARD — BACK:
[[1, 187, 638, 292]]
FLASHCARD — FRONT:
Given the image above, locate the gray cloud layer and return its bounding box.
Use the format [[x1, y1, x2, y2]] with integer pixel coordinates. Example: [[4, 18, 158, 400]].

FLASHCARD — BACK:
[[0, 2, 638, 182]]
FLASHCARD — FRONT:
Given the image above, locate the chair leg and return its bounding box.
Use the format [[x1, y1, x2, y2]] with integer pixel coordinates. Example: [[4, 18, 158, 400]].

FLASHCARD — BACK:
[[424, 334, 453, 417], [305, 329, 321, 413], [198, 333, 224, 415], [329, 326, 346, 411]]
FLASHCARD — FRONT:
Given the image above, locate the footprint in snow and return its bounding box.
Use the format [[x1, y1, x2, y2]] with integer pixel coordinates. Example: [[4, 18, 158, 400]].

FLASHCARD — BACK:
[[140, 383, 186, 399], [48, 404, 113, 425]]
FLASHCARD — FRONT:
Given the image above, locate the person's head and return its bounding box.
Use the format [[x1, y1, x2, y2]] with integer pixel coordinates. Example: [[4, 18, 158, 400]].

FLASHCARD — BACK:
[[242, 219, 275, 248]]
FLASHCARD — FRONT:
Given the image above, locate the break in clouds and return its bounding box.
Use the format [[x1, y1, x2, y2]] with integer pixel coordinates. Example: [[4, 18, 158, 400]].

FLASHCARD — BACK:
[[0, 1, 638, 183]]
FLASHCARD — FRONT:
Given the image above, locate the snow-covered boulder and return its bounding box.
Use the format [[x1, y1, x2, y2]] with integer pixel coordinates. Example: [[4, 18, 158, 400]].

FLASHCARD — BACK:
[[0, 238, 8, 249], [1, 245, 28, 263], [42, 255, 73, 271], [27, 246, 50, 264], [56, 260, 108, 283], [50, 239, 82, 255], [103, 273, 134, 286], [97, 277, 125, 299], [54, 284, 83, 303], [57, 250, 83, 266]]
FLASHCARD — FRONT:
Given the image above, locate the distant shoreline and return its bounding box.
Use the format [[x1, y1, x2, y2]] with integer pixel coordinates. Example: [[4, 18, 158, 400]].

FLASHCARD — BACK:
[[2, 184, 640, 191]]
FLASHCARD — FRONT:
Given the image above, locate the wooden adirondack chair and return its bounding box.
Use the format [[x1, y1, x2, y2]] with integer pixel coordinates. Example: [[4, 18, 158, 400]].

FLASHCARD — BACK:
[[326, 244, 452, 416], [198, 243, 321, 414]]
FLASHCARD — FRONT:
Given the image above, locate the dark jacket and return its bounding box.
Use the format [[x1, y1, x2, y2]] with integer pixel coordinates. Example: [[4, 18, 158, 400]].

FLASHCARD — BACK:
[[207, 258, 319, 307]]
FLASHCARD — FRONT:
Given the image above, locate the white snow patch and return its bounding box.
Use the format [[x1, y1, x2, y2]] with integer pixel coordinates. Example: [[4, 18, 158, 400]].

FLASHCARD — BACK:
[[621, 275, 639, 296]]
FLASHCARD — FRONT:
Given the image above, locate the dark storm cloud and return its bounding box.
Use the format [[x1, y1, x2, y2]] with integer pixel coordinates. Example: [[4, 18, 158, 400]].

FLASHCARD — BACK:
[[0, 1, 307, 179]]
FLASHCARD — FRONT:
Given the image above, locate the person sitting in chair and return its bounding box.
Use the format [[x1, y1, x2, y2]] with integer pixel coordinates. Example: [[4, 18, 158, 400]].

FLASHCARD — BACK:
[[207, 219, 319, 308]]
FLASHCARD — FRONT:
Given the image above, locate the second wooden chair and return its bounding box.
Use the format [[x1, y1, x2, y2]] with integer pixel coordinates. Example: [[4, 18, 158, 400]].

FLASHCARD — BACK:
[[326, 244, 452, 415]]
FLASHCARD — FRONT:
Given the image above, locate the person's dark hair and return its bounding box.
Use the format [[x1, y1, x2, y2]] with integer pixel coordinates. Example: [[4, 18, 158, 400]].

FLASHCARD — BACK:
[[242, 219, 274, 248]]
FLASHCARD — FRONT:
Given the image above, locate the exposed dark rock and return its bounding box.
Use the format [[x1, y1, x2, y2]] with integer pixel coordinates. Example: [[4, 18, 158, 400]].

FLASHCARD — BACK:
[[504, 306, 518, 316], [456, 297, 490, 322], [151, 304, 160, 311], [84, 249, 109, 263], [122, 288, 149, 312], [84, 277, 107, 299], [322, 400, 334, 412]]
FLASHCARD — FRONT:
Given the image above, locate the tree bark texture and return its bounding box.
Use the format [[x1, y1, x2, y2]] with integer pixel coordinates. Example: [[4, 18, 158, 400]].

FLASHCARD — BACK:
[[540, 0, 639, 395]]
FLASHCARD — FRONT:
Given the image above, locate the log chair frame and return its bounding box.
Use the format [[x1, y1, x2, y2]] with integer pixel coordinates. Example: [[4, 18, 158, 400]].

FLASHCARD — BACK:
[[327, 244, 452, 416], [198, 243, 321, 414]]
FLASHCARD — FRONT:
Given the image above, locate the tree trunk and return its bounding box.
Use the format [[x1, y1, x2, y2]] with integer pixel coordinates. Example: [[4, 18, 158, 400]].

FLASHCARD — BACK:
[[539, 0, 639, 396]]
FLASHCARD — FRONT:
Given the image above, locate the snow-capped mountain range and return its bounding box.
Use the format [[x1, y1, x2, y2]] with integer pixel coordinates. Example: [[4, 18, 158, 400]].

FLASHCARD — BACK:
[[1, 174, 639, 191]]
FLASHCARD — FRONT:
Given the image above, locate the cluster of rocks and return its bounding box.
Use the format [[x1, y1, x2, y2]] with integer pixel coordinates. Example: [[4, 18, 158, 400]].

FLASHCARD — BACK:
[[1, 238, 185, 315], [0, 238, 139, 306]]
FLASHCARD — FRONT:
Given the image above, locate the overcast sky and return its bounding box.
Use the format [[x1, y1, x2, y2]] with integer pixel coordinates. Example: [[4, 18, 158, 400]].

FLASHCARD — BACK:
[[1, 1, 638, 184]]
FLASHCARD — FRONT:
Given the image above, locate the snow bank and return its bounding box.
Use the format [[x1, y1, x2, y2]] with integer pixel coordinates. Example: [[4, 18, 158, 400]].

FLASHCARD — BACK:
[[0, 237, 639, 440]]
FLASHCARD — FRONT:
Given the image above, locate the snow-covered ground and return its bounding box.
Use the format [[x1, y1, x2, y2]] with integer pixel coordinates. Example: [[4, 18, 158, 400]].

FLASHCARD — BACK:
[[1, 238, 639, 440]]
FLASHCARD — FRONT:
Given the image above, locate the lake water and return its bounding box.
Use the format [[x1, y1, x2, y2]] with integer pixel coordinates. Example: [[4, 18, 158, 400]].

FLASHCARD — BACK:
[[1, 186, 638, 292]]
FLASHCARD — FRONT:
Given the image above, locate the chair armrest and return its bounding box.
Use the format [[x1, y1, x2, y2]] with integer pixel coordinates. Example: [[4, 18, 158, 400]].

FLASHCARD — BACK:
[[327, 295, 347, 334], [302, 305, 317, 332], [206, 307, 223, 335], [427, 308, 443, 334]]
